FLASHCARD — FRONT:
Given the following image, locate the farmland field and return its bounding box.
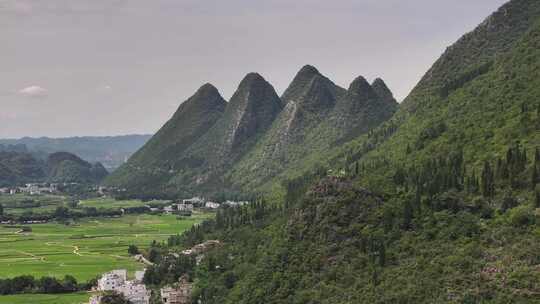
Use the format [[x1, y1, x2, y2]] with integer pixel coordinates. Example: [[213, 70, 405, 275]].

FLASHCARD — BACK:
[[0, 292, 90, 304], [0, 213, 209, 281], [0, 193, 67, 215], [77, 197, 160, 210]]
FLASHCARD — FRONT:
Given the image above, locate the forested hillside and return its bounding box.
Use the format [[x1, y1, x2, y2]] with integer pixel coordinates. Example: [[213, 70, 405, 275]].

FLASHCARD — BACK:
[[141, 1, 540, 303], [0, 135, 151, 171], [0, 151, 108, 186]]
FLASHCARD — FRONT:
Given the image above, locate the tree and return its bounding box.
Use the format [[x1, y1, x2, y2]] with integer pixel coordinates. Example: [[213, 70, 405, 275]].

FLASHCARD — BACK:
[[532, 165, 538, 190], [62, 275, 78, 292], [54, 206, 70, 219], [67, 197, 79, 209], [100, 292, 132, 304], [501, 192, 518, 212], [39, 277, 63, 293], [127, 245, 140, 255], [535, 190, 540, 209], [0, 203, 3, 216], [148, 248, 160, 263], [402, 200, 414, 229], [481, 161, 495, 199]]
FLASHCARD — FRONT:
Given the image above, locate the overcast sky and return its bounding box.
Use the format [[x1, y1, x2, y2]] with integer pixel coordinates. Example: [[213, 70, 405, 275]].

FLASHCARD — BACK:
[[0, 0, 507, 138]]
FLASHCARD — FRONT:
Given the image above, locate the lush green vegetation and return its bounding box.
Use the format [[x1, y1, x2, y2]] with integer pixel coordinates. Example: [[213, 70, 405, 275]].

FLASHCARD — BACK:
[[0, 151, 108, 187], [137, 1, 540, 303], [0, 213, 208, 281], [0, 135, 151, 171], [0, 292, 90, 304], [0, 194, 67, 215]]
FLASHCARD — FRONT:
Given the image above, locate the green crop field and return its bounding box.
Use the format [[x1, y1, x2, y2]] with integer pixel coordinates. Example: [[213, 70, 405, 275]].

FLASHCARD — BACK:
[[0, 213, 209, 281], [0, 193, 67, 215], [0, 292, 90, 304], [77, 197, 151, 210]]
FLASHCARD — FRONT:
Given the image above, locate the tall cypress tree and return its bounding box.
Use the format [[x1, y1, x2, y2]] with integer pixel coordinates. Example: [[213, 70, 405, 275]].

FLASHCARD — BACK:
[[533, 165, 539, 190], [403, 200, 414, 229], [482, 161, 495, 199]]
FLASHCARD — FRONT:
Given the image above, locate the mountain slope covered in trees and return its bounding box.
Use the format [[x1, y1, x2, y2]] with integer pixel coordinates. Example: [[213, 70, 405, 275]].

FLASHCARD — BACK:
[[0, 135, 151, 171], [0, 151, 108, 186], [142, 1, 540, 303]]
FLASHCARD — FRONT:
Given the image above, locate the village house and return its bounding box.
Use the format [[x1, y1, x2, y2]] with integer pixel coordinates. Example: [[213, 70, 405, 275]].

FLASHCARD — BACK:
[[135, 269, 146, 282], [118, 280, 151, 304], [205, 201, 220, 209], [97, 269, 127, 291], [182, 196, 205, 207], [176, 202, 193, 212], [223, 200, 249, 207], [95, 269, 150, 304], [160, 275, 192, 304], [181, 240, 222, 264]]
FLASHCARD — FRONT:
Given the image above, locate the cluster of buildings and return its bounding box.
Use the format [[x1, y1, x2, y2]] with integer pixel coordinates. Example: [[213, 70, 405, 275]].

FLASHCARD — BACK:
[[160, 197, 250, 215], [88, 239, 224, 304], [90, 269, 149, 304], [0, 183, 58, 196]]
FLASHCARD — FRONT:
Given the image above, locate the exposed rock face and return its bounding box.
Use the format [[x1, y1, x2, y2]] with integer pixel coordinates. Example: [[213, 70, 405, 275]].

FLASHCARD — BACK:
[[220, 73, 284, 153]]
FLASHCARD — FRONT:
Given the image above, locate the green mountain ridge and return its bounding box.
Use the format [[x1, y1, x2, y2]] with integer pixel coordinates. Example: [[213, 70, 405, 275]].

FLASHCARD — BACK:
[[106, 66, 397, 198], [0, 135, 151, 171], [141, 1, 540, 303], [0, 151, 108, 186]]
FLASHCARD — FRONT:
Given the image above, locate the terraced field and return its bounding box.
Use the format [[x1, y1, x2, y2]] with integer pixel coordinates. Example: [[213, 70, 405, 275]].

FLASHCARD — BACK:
[[0, 213, 208, 281]]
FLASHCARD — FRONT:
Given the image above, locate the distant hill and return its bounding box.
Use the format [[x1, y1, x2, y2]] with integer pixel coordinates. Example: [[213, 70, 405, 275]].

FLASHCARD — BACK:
[[0, 135, 152, 171], [0, 151, 108, 186], [46, 152, 108, 184]]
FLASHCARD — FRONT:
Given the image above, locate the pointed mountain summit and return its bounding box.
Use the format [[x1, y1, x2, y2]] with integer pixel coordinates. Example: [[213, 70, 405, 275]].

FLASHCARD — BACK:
[[322, 76, 398, 143], [277, 65, 346, 137], [227, 70, 397, 190], [175, 72, 283, 187], [371, 78, 397, 104], [215, 72, 283, 152], [124, 82, 227, 166], [105, 83, 227, 191]]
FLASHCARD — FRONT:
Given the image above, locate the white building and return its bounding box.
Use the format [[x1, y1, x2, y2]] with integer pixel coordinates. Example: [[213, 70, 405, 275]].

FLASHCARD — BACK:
[[119, 280, 151, 304], [182, 197, 205, 206], [95, 269, 150, 304], [135, 270, 146, 282], [223, 200, 249, 207], [205, 201, 220, 209], [177, 203, 193, 212], [97, 270, 127, 291]]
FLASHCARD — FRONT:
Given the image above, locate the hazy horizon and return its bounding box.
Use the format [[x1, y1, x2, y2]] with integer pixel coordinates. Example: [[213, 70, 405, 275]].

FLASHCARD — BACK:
[[1, 0, 507, 138]]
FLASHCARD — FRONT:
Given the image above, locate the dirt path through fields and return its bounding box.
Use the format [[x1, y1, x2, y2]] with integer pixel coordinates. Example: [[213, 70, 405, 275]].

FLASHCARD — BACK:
[[16, 250, 46, 262]]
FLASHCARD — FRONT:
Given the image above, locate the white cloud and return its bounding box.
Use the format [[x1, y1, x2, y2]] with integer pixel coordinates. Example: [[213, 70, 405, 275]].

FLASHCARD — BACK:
[[18, 85, 48, 98], [0, 0, 32, 13]]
